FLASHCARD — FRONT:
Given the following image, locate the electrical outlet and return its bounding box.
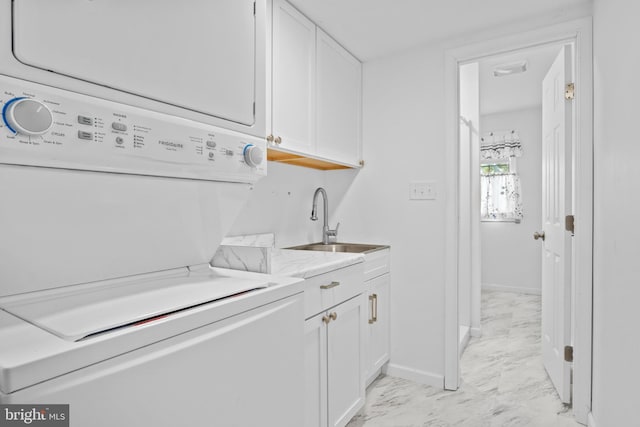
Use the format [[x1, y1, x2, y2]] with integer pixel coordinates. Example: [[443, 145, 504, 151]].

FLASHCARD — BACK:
[[409, 181, 437, 200]]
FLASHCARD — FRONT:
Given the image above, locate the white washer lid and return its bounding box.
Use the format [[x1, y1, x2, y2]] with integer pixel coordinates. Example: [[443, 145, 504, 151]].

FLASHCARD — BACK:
[[0, 271, 268, 341]]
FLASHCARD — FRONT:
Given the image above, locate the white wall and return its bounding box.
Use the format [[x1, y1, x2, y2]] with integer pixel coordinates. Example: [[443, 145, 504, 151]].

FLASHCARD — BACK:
[[228, 161, 347, 248], [480, 107, 543, 293], [326, 44, 449, 385], [591, 1, 640, 425]]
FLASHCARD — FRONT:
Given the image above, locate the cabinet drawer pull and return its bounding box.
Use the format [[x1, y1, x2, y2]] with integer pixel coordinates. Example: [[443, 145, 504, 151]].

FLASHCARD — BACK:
[[320, 281, 340, 290], [372, 293, 378, 323], [368, 294, 375, 324]]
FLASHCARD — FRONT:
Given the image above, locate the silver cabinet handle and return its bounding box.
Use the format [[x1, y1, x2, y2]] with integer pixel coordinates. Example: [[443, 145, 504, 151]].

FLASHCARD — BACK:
[[320, 281, 340, 290], [329, 312, 337, 321], [368, 294, 375, 324], [372, 293, 378, 323], [322, 314, 331, 324]]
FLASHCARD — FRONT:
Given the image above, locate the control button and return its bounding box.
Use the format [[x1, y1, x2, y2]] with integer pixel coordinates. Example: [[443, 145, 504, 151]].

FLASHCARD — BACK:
[[78, 130, 93, 140], [225, 149, 234, 156], [115, 137, 124, 145], [111, 122, 127, 131], [206, 141, 217, 148], [2, 98, 53, 136], [243, 144, 264, 167], [208, 152, 214, 159], [77, 115, 93, 126]]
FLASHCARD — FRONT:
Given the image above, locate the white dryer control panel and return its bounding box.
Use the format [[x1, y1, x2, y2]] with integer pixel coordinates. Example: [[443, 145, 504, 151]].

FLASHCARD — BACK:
[[0, 74, 266, 183]]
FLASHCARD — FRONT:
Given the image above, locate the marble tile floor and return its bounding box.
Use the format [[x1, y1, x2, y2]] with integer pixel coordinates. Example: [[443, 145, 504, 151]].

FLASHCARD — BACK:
[[347, 290, 581, 427]]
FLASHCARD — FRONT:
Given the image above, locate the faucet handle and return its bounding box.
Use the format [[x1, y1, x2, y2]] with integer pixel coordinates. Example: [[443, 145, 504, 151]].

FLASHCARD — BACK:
[[327, 222, 340, 241]]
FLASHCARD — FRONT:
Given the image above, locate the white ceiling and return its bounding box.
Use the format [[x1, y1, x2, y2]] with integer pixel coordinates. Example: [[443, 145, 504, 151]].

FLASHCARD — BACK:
[[479, 44, 561, 116], [287, 0, 591, 61]]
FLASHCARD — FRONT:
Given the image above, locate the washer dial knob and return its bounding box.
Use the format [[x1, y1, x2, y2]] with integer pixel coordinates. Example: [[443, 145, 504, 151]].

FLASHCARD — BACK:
[[2, 97, 54, 136], [243, 144, 264, 167]]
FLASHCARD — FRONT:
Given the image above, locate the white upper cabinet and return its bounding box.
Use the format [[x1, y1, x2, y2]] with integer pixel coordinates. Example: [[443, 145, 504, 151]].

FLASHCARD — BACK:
[[272, 0, 316, 154], [270, 0, 362, 168], [316, 29, 362, 167]]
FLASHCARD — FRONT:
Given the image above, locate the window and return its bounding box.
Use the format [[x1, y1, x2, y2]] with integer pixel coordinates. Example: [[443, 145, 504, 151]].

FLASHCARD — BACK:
[[480, 158, 523, 222], [481, 162, 510, 175]]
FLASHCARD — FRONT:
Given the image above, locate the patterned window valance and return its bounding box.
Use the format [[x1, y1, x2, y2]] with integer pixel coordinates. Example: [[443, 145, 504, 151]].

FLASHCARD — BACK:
[[481, 130, 522, 160]]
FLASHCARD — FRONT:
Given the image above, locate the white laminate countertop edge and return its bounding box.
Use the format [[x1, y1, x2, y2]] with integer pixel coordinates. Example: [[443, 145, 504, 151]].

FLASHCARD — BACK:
[[271, 249, 364, 278]]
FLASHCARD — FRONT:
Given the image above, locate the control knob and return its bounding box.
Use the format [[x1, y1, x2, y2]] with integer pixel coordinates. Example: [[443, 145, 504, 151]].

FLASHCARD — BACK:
[[243, 144, 264, 167], [2, 97, 53, 136]]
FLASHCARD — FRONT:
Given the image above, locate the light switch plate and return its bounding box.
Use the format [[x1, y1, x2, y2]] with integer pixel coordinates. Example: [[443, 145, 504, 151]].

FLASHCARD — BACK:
[[409, 181, 437, 200]]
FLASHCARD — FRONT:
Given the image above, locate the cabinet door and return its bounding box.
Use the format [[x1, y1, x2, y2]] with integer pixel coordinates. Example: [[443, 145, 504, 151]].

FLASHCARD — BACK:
[[327, 294, 366, 427], [316, 29, 362, 166], [272, 0, 316, 153], [304, 313, 328, 427], [368, 273, 390, 381]]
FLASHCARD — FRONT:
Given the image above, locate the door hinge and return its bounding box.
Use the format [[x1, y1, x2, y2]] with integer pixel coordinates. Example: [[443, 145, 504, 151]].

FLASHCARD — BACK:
[[565, 83, 575, 100], [564, 345, 574, 363], [565, 215, 575, 235]]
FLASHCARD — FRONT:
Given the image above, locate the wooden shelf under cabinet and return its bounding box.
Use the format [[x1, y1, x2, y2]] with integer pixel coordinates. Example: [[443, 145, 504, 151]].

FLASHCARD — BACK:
[[267, 148, 362, 170]]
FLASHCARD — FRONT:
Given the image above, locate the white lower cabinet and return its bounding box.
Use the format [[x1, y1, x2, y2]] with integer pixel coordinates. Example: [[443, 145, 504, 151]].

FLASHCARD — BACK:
[[363, 248, 391, 386], [366, 273, 390, 385], [305, 294, 367, 427]]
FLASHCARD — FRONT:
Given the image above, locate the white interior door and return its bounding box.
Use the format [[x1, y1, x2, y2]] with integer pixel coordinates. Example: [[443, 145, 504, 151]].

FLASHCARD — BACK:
[[540, 45, 573, 404]]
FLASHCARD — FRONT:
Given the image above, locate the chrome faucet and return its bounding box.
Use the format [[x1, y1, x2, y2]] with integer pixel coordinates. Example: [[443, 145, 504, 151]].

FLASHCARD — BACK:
[[310, 187, 339, 244]]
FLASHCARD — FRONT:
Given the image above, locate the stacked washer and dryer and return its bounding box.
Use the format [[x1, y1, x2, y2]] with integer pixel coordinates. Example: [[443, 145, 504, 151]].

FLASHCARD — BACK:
[[0, 1, 305, 426]]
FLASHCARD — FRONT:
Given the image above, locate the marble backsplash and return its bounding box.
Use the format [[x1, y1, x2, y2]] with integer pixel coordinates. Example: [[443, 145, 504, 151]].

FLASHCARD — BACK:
[[210, 233, 275, 274]]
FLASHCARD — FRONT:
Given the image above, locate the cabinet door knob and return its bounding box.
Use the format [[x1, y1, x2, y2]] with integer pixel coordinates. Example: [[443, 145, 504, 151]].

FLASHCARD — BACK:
[[322, 315, 331, 324], [533, 231, 545, 241], [266, 134, 274, 143], [274, 136, 282, 145], [329, 312, 337, 321]]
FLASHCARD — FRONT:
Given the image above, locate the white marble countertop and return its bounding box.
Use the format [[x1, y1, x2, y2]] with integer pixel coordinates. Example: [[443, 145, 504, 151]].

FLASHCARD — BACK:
[[271, 249, 364, 278]]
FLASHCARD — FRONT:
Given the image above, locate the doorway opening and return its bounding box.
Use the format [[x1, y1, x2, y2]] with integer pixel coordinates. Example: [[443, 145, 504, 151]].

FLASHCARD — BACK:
[[443, 17, 593, 426], [457, 42, 575, 424], [458, 42, 563, 348]]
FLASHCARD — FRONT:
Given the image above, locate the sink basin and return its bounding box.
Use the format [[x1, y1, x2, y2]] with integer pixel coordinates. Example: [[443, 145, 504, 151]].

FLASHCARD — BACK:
[[287, 242, 389, 254]]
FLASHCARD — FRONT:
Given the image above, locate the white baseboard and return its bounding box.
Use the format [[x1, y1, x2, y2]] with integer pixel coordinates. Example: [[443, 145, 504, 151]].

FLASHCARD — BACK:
[[384, 364, 444, 389], [366, 367, 384, 388], [459, 325, 470, 357], [587, 413, 597, 427], [482, 283, 541, 295], [470, 327, 482, 337]]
